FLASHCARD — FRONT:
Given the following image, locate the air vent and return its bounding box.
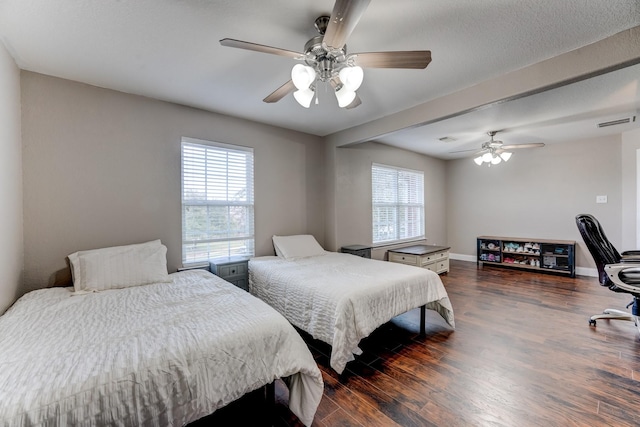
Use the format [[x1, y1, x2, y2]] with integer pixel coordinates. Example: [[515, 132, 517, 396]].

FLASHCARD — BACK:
[[438, 136, 457, 143], [597, 116, 636, 128]]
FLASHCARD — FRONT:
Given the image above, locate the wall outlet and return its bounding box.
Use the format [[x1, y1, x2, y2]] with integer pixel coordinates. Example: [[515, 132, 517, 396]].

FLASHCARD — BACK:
[[596, 195, 608, 204]]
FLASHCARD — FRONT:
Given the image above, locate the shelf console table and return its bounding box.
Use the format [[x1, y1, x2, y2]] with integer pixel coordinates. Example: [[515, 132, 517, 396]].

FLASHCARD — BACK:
[[388, 245, 450, 274], [477, 236, 575, 277]]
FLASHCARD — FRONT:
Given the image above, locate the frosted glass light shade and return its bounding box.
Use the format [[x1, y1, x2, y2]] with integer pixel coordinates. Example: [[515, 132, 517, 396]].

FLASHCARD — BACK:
[[339, 66, 364, 91], [473, 156, 484, 165], [500, 152, 512, 161], [335, 86, 356, 108], [293, 88, 314, 108], [291, 64, 316, 90], [491, 155, 502, 165], [481, 152, 493, 163]]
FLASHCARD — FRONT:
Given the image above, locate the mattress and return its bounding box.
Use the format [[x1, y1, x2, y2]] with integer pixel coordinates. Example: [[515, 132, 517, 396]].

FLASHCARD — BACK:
[[0, 270, 323, 426], [249, 252, 455, 373]]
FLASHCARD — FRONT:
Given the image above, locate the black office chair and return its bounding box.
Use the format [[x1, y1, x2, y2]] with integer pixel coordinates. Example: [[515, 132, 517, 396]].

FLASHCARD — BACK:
[[575, 214, 640, 329]]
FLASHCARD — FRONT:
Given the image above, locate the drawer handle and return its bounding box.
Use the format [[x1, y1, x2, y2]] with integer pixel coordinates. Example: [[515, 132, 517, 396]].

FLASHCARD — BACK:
[[231, 269, 236, 274], [402, 256, 405, 260]]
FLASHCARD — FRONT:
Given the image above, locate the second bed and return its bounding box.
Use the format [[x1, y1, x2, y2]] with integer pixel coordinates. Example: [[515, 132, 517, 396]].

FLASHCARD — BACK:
[[249, 239, 455, 374]]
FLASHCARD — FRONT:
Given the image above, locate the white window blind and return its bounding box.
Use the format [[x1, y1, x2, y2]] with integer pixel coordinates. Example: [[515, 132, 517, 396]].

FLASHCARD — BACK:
[[181, 137, 255, 263], [372, 163, 425, 244]]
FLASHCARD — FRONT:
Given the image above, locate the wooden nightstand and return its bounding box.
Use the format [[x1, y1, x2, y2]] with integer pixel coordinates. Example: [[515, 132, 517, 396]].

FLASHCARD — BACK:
[[209, 257, 250, 291], [340, 245, 372, 259], [388, 245, 450, 274]]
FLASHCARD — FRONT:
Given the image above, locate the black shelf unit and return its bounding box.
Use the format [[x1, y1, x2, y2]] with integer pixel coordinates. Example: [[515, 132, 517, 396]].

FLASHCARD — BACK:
[[477, 236, 575, 277]]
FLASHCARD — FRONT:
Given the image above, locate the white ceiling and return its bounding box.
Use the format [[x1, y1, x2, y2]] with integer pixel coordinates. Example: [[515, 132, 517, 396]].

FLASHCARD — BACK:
[[1, 0, 639, 158]]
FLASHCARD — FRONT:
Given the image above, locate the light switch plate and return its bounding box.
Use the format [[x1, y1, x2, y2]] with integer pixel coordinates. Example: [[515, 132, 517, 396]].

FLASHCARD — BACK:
[[596, 195, 608, 203]]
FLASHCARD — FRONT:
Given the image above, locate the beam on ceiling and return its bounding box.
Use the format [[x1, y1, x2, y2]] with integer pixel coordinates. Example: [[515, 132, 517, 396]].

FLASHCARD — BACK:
[[325, 25, 640, 147]]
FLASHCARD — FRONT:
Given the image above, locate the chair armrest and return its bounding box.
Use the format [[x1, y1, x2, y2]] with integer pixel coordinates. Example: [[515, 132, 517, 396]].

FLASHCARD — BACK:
[[604, 263, 640, 293], [620, 255, 640, 263], [622, 250, 640, 256]]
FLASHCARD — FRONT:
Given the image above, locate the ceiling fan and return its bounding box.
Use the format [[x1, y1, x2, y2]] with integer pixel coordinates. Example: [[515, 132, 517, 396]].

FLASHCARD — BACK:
[[452, 131, 545, 166], [219, 0, 431, 109]]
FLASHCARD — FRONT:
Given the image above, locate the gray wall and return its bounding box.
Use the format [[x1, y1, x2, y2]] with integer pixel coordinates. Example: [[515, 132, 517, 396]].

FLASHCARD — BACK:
[[20, 72, 324, 293], [0, 43, 23, 314], [621, 128, 640, 251], [446, 135, 623, 271], [332, 141, 447, 259]]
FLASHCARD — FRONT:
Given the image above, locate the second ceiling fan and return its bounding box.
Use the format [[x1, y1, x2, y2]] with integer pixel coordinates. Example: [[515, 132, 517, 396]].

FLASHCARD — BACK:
[[452, 131, 546, 166], [220, 0, 432, 109]]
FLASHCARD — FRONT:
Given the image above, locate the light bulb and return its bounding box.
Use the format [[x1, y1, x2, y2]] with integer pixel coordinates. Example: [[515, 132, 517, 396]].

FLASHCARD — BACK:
[[491, 155, 502, 165], [335, 86, 356, 108], [339, 66, 364, 91], [291, 64, 316, 90], [473, 156, 483, 165], [500, 152, 512, 161], [293, 88, 314, 108], [482, 152, 493, 163]]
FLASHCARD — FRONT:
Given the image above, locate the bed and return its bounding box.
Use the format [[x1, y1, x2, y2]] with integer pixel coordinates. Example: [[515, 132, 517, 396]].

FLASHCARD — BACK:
[[249, 235, 456, 374], [0, 241, 323, 426]]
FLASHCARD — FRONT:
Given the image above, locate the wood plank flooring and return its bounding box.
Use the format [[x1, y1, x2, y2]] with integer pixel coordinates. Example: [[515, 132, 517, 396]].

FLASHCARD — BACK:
[[194, 260, 640, 426]]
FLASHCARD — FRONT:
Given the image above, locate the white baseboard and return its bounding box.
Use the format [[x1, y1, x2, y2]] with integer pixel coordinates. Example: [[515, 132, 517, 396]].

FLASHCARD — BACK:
[[449, 253, 476, 262], [449, 253, 598, 278], [575, 267, 598, 277]]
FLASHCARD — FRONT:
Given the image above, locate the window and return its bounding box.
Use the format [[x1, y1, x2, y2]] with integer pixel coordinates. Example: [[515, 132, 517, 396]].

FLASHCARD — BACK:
[[372, 163, 424, 245], [181, 137, 254, 263]]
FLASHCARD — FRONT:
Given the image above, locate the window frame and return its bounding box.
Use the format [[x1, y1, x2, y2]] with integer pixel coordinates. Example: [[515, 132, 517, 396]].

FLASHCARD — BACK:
[[181, 136, 255, 265], [371, 162, 425, 247]]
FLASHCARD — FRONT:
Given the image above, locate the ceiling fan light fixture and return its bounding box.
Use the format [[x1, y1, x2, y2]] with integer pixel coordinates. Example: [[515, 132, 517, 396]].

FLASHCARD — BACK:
[[291, 64, 316, 90], [335, 86, 356, 108], [473, 156, 484, 166], [481, 152, 493, 163], [339, 66, 364, 91], [500, 151, 512, 162], [293, 88, 315, 108], [491, 155, 502, 165]]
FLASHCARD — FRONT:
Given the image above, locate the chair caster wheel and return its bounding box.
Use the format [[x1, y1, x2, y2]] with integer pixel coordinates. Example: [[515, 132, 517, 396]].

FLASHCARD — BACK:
[[589, 319, 596, 326]]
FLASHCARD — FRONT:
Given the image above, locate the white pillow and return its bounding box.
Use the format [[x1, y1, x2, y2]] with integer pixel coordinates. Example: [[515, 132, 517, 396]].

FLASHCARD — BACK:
[[272, 235, 326, 259], [68, 239, 171, 292]]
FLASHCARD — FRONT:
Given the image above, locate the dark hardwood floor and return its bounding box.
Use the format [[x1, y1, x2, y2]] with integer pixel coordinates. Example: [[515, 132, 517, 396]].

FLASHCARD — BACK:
[[196, 259, 640, 426]]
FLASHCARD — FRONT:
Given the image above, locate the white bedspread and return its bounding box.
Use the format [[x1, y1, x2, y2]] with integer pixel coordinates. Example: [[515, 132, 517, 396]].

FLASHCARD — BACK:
[[249, 253, 455, 374], [0, 270, 323, 426]]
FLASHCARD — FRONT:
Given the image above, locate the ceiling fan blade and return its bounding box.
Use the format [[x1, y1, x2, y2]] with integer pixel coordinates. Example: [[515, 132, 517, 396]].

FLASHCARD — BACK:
[[263, 80, 296, 103], [351, 51, 432, 69], [323, 0, 371, 50], [220, 38, 304, 59], [346, 93, 362, 109], [500, 143, 546, 150], [450, 148, 487, 154]]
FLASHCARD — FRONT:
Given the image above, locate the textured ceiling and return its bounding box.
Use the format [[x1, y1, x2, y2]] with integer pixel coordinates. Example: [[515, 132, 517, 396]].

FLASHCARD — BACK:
[[1, 0, 639, 157]]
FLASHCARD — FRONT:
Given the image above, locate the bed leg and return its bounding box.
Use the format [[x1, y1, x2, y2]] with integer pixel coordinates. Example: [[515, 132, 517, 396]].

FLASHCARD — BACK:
[[420, 305, 426, 336], [265, 381, 275, 405], [264, 381, 275, 425]]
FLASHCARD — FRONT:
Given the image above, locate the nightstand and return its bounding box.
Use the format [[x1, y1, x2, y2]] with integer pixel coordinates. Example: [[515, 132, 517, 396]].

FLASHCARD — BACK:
[[388, 245, 450, 274], [209, 257, 250, 291], [340, 245, 372, 259]]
